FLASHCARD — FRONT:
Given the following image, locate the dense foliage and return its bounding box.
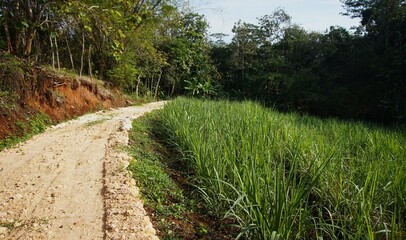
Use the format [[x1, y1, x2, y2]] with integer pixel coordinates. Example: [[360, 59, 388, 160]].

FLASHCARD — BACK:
[[210, 1, 406, 123], [1, 0, 404, 122], [0, 0, 217, 98], [160, 98, 406, 239]]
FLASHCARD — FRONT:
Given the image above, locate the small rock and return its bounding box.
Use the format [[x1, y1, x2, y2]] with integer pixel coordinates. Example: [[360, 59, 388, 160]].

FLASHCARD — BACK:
[[124, 210, 132, 217], [5, 219, 14, 224], [6, 211, 14, 215], [106, 223, 116, 231], [0, 226, 9, 235]]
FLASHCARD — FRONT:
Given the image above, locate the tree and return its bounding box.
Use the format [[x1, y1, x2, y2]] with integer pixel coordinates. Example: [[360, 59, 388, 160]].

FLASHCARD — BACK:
[[0, 0, 59, 57], [159, 12, 219, 97], [229, 21, 260, 93], [341, 0, 406, 121], [257, 8, 291, 45], [341, 0, 405, 48]]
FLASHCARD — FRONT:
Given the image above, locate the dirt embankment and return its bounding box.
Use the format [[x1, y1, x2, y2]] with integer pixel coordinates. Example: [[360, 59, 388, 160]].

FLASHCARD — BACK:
[[0, 50, 129, 140]]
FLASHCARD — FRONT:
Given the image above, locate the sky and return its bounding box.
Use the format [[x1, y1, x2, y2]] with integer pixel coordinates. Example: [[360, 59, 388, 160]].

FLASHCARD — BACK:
[[189, 0, 360, 40]]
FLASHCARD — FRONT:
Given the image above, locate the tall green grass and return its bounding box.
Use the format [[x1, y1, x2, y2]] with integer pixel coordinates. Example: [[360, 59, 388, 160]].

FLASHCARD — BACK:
[[159, 98, 406, 239]]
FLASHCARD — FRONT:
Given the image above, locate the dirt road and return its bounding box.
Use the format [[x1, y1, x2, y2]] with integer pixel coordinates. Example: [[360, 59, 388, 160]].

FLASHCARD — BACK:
[[0, 102, 165, 239]]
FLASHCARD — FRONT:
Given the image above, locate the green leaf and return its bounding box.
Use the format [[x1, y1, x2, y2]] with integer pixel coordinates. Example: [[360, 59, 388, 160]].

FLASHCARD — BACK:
[[118, 30, 125, 39], [84, 25, 92, 33], [110, 10, 122, 18], [113, 40, 121, 49], [21, 21, 29, 28], [50, 32, 57, 39]]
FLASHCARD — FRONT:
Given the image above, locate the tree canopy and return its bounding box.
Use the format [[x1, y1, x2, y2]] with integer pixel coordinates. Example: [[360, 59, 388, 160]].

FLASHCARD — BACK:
[[210, 1, 405, 122], [0, 0, 217, 98], [1, 0, 405, 122]]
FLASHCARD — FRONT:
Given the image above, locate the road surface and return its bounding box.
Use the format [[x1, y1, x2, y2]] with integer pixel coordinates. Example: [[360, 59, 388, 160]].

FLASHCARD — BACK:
[[0, 102, 165, 239]]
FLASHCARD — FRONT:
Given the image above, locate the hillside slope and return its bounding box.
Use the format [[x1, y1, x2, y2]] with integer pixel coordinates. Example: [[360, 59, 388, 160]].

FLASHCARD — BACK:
[[0, 51, 129, 141]]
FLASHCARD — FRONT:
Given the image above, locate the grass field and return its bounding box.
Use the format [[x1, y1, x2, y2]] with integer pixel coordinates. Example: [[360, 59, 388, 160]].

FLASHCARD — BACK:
[[158, 98, 405, 239], [128, 111, 234, 239]]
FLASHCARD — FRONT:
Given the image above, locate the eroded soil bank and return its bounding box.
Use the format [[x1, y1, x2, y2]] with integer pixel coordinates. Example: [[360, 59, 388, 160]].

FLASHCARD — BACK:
[[1, 51, 129, 141]]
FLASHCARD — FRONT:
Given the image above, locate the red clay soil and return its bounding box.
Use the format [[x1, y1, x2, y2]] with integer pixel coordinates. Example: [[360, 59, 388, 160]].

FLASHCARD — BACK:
[[0, 66, 129, 140], [0, 109, 33, 140], [27, 75, 127, 121]]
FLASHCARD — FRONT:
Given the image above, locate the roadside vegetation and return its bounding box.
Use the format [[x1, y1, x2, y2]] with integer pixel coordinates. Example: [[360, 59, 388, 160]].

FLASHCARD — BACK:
[[128, 111, 233, 239], [0, 113, 51, 151], [157, 98, 405, 239]]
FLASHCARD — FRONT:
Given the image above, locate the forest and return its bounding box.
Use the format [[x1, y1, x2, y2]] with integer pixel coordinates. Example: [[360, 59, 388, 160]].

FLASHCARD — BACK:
[[0, 0, 214, 100], [211, 1, 406, 123], [1, 0, 405, 123]]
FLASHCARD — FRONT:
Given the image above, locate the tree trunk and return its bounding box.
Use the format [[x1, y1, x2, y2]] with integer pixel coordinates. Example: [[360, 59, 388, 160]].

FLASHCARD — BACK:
[[50, 35, 55, 69], [171, 82, 176, 96], [3, 21, 13, 53], [154, 70, 162, 100], [14, 30, 23, 56], [135, 76, 141, 99], [88, 44, 92, 79], [150, 74, 155, 93], [65, 36, 75, 71], [80, 32, 85, 77], [24, 27, 36, 57], [88, 44, 95, 93], [55, 36, 60, 70], [1, 2, 13, 53]]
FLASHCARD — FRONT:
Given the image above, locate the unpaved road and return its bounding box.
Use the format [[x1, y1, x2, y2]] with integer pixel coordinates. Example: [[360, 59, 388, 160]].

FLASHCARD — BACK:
[[0, 102, 165, 239]]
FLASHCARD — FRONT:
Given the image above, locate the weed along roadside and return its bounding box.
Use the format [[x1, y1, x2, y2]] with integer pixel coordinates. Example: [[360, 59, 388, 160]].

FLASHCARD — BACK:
[[132, 97, 405, 239], [128, 110, 234, 239], [0, 113, 51, 151]]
